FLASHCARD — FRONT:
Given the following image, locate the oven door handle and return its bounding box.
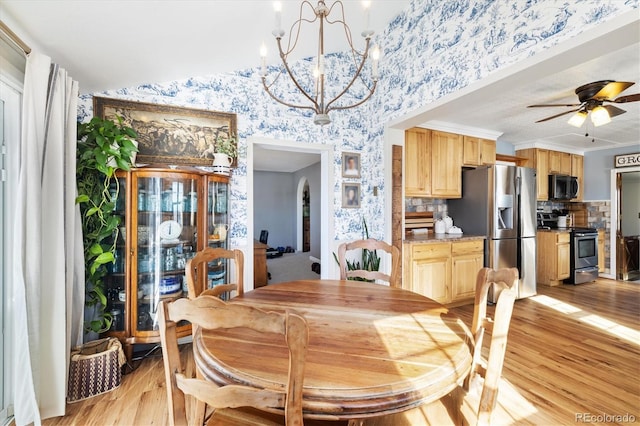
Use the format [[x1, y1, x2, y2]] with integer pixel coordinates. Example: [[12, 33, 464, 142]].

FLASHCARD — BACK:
[[574, 232, 597, 237], [576, 266, 599, 273]]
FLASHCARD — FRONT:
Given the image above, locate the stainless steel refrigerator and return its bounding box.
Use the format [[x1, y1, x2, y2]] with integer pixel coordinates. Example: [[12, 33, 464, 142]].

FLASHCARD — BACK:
[[448, 165, 537, 301]]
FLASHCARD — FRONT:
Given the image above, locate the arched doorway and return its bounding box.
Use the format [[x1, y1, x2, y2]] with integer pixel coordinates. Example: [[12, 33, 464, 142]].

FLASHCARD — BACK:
[[297, 178, 310, 252]]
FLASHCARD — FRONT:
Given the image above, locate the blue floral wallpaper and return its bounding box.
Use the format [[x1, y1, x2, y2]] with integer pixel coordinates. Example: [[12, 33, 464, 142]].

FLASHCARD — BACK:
[[78, 0, 637, 247]]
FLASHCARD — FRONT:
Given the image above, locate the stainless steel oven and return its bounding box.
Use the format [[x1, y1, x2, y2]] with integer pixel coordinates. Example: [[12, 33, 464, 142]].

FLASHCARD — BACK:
[[566, 228, 599, 284]]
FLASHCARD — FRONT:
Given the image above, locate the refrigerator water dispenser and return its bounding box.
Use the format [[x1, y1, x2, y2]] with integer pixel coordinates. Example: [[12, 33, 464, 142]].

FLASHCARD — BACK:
[[496, 194, 514, 230]]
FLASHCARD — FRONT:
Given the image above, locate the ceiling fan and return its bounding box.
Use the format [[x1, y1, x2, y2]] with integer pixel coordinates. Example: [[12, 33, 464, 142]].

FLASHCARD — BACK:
[[528, 80, 640, 127]]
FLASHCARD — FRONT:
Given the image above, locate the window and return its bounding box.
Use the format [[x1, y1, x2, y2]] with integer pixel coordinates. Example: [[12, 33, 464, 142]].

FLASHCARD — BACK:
[[1, 32, 25, 424]]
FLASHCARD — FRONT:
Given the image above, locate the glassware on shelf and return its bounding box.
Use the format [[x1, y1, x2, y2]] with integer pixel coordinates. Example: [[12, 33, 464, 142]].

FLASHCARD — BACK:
[[110, 308, 123, 331], [187, 191, 198, 212], [138, 189, 147, 211], [161, 189, 173, 212]]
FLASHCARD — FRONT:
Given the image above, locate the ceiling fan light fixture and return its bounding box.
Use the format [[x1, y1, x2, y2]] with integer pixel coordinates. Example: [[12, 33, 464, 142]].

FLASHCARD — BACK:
[[591, 105, 611, 127], [567, 110, 588, 127]]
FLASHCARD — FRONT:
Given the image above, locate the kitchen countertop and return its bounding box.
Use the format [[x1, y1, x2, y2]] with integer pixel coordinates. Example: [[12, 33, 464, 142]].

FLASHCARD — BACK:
[[404, 233, 486, 244]]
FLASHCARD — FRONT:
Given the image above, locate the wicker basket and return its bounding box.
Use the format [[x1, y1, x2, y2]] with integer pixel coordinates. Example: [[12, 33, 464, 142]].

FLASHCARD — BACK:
[[67, 337, 126, 403]]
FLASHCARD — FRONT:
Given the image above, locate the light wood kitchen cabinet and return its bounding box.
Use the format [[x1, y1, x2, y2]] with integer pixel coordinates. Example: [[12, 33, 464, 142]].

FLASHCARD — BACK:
[[598, 229, 605, 273], [403, 238, 484, 306], [451, 240, 485, 301], [430, 130, 463, 198], [404, 128, 431, 197], [549, 150, 571, 175], [537, 231, 570, 286], [516, 148, 549, 200], [571, 154, 584, 201], [463, 136, 496, 166]]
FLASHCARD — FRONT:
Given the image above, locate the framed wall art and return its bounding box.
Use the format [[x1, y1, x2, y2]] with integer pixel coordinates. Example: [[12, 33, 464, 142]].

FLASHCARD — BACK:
[[94, 97, 237, 166], [342, 152, 361, 178], [342, 183, 361, 208]]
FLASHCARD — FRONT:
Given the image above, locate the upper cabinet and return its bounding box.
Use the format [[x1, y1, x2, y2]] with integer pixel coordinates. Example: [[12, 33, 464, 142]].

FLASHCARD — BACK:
[[431, 131, 463, 197], [404, 128, 467, 199], [571, 154, 584, 201], [548, 150, 571, 175], [462, 136, 496, 166], [405, 128, 432, 197], [516, 148, 583, 201]]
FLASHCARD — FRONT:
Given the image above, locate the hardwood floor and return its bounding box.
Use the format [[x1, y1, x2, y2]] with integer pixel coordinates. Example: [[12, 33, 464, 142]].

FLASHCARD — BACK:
[[43, 278, 639, 425]]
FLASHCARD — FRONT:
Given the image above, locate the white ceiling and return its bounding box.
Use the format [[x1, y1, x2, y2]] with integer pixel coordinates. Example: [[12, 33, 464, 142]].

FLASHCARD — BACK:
[[254, 144, 320, 172], [2, 1, 639, 160]]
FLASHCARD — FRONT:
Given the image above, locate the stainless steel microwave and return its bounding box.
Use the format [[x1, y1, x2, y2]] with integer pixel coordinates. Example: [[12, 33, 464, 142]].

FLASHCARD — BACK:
[[549, 174, 578, 200]]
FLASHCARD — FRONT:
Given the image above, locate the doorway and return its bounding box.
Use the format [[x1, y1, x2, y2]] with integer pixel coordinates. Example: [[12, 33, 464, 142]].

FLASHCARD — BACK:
[[299, 178, 310, 252], [616, 170, 640, 281], [248, 137, 334, 286], [610, 166, 640, 282]]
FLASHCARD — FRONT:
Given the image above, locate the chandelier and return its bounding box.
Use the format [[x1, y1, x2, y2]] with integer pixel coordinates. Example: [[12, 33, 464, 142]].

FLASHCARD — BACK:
[[260, 1, 380, 125]]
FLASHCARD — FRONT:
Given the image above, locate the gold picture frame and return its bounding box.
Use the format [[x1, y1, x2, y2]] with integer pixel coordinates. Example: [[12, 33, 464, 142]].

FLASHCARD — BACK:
[[342, 183, 361, 208], [93, 97, 237, 166], [342, 152, 361, 178]]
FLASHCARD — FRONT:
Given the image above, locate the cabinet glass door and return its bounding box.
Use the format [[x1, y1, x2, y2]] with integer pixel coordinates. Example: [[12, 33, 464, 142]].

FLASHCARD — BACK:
[[105, 176, 127, 332], [135, 175, 198, 332], [207, 179, 229, 296]]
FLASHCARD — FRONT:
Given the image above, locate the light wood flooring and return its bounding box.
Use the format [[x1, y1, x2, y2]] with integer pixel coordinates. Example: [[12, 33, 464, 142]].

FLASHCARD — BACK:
[[43, 278, 639, 425]]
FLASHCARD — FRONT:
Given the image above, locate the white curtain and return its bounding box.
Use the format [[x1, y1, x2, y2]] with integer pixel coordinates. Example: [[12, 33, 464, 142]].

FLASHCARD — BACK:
[[12, 51, 84, 425]]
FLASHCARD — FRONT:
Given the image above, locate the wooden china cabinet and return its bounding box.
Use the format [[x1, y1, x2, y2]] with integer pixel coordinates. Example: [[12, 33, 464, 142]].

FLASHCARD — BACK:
[[102, 167, 229, 360]]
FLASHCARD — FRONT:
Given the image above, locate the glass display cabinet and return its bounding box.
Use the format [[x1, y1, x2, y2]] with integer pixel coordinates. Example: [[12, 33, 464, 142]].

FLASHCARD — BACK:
[[102, 167, 229, 360]]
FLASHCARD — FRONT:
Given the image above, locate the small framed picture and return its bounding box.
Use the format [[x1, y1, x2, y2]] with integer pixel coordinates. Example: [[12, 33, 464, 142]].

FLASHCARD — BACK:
[[342, 183, 361, 208], [342, 152, 361, 178]]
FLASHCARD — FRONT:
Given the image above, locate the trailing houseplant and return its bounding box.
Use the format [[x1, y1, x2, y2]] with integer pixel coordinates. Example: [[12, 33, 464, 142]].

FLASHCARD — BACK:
[[76, 115, 138, 334], [214, 134, 237, 158], [333, 217, 381, 281]]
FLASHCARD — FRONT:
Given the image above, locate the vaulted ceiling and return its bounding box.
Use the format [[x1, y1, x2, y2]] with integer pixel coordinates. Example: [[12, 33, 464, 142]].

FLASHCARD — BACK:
[[2, 1, 638, 162]]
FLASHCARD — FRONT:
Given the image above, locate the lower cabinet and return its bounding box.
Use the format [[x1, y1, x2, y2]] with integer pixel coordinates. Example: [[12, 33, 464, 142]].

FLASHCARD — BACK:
[[537, 231, 570, 286], [403, 239, 484, 306], [451, 241, 485, 301]]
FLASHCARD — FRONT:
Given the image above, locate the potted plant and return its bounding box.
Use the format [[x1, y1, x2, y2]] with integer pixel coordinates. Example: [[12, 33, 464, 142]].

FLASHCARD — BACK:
[[212, 134, 237, 175], [333, 218, 381, 281], [76, 115, 138, 335]]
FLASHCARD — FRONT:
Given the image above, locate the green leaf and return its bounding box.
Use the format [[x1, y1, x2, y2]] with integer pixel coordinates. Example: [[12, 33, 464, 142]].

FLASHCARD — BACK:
[[76, 194, 90, 203], [89, 243, 103, 255], [86, 206, 99, 217], [95, 252, 115, 265]]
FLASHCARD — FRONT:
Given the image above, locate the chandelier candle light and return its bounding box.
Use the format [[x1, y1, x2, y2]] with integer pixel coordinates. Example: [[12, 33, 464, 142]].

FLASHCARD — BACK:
[[260, 0, 380, 125]]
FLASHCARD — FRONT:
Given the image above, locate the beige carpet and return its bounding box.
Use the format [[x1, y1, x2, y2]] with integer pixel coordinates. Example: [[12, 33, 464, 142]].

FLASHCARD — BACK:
[[267, 251, 320, 284]]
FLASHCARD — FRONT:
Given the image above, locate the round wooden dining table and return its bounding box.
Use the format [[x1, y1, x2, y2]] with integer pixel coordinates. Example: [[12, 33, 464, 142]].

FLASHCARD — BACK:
[[192, 279, 473, 421]]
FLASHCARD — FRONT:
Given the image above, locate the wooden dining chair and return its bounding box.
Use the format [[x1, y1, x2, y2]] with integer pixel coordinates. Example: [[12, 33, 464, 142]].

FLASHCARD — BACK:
[[357, 267, 518, 426], [185, 247, 244, 299], [337, 239, 400, 287], [158, 295, 309, 426]]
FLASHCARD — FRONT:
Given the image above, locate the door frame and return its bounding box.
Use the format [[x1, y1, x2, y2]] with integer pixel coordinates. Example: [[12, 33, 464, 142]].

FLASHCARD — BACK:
[[610, 165, 640, 279], [247, 137, 334, 285]]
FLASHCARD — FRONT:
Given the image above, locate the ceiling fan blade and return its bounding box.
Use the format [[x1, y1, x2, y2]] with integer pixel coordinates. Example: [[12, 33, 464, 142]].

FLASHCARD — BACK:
[[611, 93, 640, 103], [527, 103, 581, 108], [592, 81, 635, 100], [535, 108, 581, 123], [603, 105, 626, 118]]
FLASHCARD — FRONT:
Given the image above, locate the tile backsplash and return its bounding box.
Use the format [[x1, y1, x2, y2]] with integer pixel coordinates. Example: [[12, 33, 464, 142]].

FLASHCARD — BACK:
[[405, 197, 448, 219]]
